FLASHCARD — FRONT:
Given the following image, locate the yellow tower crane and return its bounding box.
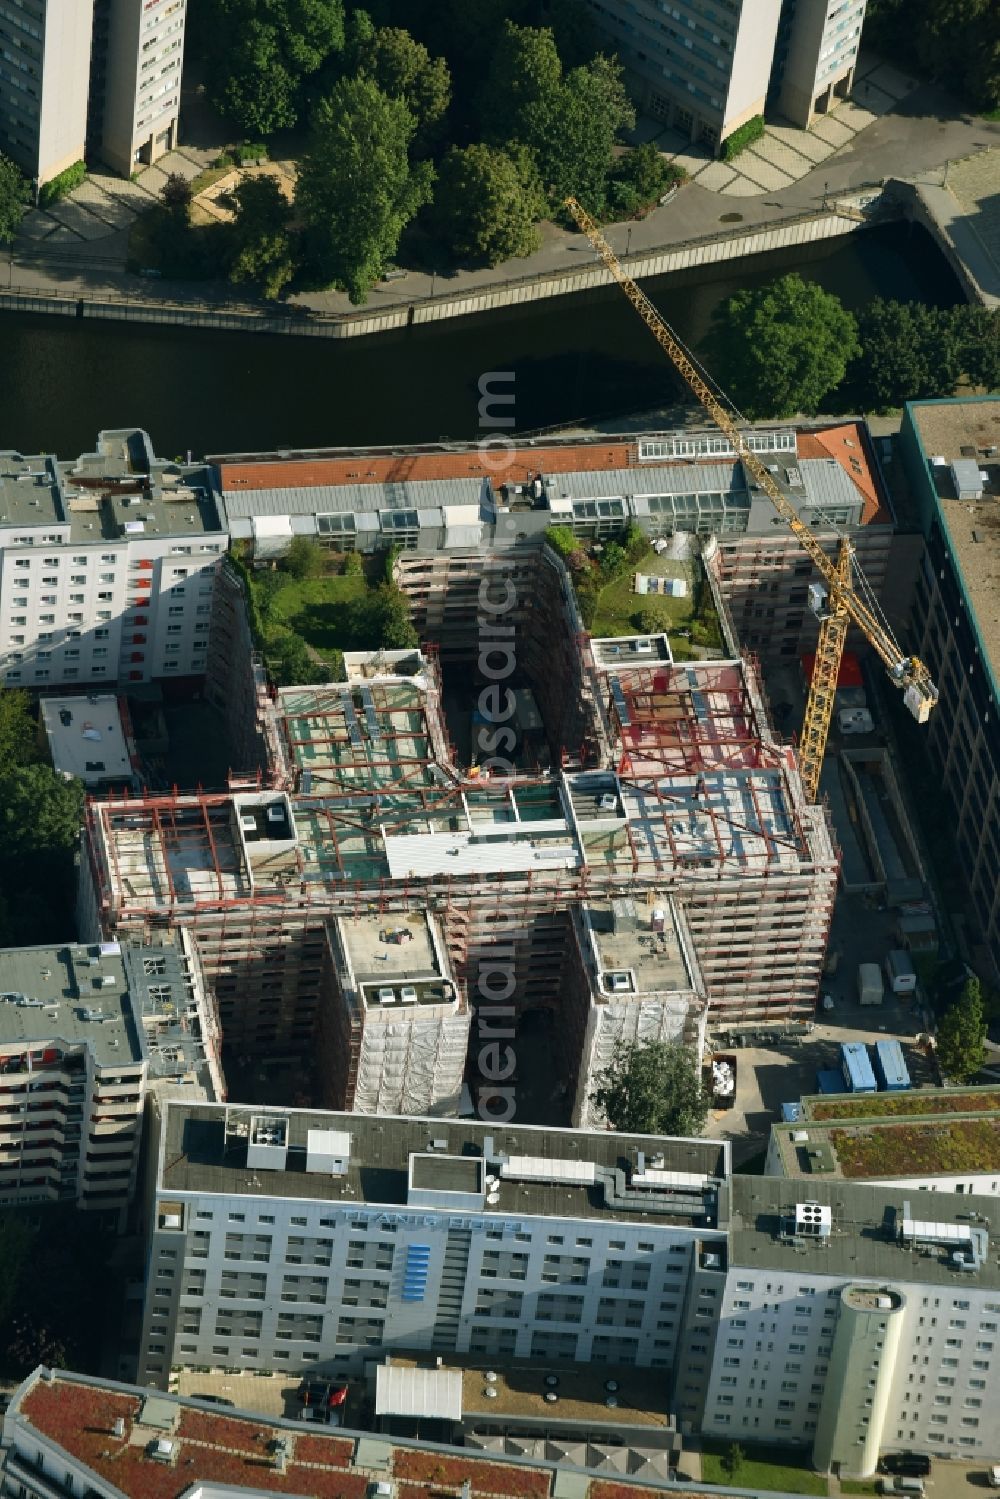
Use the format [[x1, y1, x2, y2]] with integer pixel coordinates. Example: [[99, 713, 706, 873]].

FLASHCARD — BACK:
[[564, 196, 938, 803]]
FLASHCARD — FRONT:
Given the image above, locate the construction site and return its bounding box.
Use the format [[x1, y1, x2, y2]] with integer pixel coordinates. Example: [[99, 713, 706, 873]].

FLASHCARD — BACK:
[[78, 531, 839, 1120]]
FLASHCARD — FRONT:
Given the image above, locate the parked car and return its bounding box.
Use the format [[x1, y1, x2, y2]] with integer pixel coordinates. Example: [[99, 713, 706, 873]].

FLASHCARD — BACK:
[[988, 1467, 1000, 1489], [879, 1453, 931, 1477]]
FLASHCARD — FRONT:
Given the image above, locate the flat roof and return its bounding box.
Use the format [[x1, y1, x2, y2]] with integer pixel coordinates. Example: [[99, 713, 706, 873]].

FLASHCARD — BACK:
[[375, 1364, 463, 1422], [11, 1367, 708, 1499], [40, 695, 132, 785], [389, 1356, 672, 1429], [0, 455, 61, 528], [158, 1101, 726, 1224], [773, 1086, 1000, 1181], [910, 398, 1000, 695], [577, 899, 693, 999], [270, 677, 448, 793], [729, 1174, 1000, 1287]]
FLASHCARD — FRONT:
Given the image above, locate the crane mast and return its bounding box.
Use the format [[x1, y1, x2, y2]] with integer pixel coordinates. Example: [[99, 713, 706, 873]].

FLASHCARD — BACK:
[[564, 196, 938, 802]]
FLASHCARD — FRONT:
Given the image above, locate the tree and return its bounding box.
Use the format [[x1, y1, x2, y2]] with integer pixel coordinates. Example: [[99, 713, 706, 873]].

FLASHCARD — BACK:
[[865, 0, 1000, 110], [346, 583, 418, 649], [0, 153, 30, 245], [432, 144, 543, 265], [199, 0, 346, 135], [284, 535, 323, 579], [7, 1315, 67, 1375], [632, 606, 664, 634], [297, 76, 433, 302], [707, 273, 860, 419], [354, 26, 451, 149], [720, 1443, 746, 1481], [0, 688, 38, 770], [851, 299, 965, 411], [607, 142, 681, 216], [592, 1040, 710, 1136], [269, 632, 329, 686], [161, 172, 193, 212], [226, 174, 296, 298], [937, 977, 987, 1082], [0, 765, 84, 866], [480, 26, 634, 213], [955, 306, 1000, 392]]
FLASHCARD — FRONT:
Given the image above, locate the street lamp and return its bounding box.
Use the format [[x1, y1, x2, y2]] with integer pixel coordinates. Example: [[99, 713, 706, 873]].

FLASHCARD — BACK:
[[626, 226, 633, 257]]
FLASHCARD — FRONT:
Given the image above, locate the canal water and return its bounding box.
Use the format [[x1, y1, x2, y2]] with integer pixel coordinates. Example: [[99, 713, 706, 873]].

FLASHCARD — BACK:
[[0, 222, 963, 458]]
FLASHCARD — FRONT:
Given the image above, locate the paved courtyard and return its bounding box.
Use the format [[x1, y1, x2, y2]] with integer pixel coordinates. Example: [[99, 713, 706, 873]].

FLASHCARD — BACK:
[[646, 56, 922, 198]]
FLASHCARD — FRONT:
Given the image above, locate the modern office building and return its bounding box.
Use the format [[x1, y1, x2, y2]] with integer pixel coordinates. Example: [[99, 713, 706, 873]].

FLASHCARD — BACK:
[[0, 429, 227, 690], [0, 934, 221, 1221], [702, 1176, 1000, 1469], [0, 0, 185, 187], [899, 396, 1000, 979], [581, 0, 868, 150], [135, 1099, 729, 1389]]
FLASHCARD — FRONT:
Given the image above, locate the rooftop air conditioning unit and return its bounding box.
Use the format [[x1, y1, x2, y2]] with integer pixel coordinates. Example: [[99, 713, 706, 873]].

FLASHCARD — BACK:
[[400, 986, 418, 1005], [606, 971, 632, 993], [597, 793, 617, 812], [632, 639, 654, 654], [240, 813, 256, 832], [266, 804, 285, 823], [378, 988, 396, 1005]]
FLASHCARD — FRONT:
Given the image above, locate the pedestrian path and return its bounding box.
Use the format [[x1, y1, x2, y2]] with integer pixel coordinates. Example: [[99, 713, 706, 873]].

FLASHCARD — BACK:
[[648, 57, 921, 199]]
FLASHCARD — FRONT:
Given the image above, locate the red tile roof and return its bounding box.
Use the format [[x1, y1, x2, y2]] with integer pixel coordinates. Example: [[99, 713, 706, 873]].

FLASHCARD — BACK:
[[796, 422, 891, 526], [217, 444, 635, 493]]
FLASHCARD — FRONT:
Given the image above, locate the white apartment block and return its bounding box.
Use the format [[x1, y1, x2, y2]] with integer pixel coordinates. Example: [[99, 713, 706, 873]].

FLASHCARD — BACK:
[[583, 0, 869, 151], [99, 0, 186, 175], [702, 1177, 1000, 1470], [775, 0, 867, 128], [0, 0, 185, 186], [0, 0, 95, 185], [0, 934, 221, 1222], [0, 429, 227, 690], [136, 1100, 729, 1388]]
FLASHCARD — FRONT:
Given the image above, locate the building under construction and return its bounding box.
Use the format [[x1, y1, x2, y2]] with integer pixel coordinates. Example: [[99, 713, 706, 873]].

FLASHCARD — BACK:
[[79, 614, 837, 1117]]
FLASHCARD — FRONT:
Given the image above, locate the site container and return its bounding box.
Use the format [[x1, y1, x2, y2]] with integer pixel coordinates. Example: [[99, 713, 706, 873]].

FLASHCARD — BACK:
[[840, 1040, 877, 1094], [873, 1038, 911, 1091]]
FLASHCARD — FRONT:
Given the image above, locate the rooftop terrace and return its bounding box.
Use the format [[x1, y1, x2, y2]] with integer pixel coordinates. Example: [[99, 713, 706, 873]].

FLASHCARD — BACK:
[[576, 899, 694, 1000], [332, 912, 458, 1011], [8, 1368, 705, 1499], [158, 1102, 727, 1225]]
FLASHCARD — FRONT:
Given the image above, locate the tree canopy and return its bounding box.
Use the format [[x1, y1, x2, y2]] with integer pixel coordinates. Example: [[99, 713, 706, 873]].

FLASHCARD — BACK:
[[353, 24, 452, 149], [851, 300, 1000, 411], [432, 143, 544, 265], [706, 273, 860, 419], [937, 977, 988, 1082], [197, 0, 346, 134], [865, 0, 1000, 110], [591, 1040, 710, 1136], [225, 175, 295, 299], [297, 76, 434, 302], [0, 154, 30, 246]]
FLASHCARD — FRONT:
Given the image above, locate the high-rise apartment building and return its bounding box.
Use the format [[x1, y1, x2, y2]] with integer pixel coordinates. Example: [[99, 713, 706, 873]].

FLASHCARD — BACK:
[[899, 396, 1000, 980], [0, 0, 185, 187], [582, 0, 868, 151], [0, 429, 227, 690]]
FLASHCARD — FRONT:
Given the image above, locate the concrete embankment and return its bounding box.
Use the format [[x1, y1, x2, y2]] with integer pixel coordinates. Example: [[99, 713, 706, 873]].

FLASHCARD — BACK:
[[0, 190, 895, 340]]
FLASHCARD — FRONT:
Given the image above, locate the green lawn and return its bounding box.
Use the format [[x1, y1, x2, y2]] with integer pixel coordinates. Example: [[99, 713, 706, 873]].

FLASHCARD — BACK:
[[587, 549, 722, 657], [701, 1443, 828, 1496], [841, 1482, 879, 1495], [264, 573, 367, 657]]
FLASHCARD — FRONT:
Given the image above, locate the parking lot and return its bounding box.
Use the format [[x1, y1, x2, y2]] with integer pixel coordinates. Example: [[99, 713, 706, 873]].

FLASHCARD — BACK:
[[704, 890, 938, 1165], [174, 1368, 359, 1426]]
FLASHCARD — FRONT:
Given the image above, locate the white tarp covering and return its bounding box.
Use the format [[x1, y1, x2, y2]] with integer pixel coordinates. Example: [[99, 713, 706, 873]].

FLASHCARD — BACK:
[[375, 1364, 463, 1422]]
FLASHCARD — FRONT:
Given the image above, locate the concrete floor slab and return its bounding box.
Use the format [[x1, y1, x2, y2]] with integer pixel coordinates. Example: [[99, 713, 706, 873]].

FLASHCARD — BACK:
[[15, 213, 62, 242], [863, 60, 920, 101], [89, 172, 157, 209], [719, 176, 769, 197], [766, 124, 835, 163], [810, 115, 856, 149], [71, 179, 125, 220], [729, 153, 795, 191], [851, 79, 898, 117], [695, 161, 738, 192], [157, 152, 204, 182], [75, 191, 138, 232], [136, 163, 170, 194], [37, 223, 82, 245], [748, 133, 815, 177], [44, 200, 114, 241], [671, 147, 714, 178], [833, 100, 878, 135]]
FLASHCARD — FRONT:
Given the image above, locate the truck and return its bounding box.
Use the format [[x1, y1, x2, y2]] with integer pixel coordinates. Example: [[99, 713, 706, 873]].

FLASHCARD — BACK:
[[885, 948, 917, 995], [858, 962, 884, 1006], [711, 1053, 737, 1108], [841, 1041, 878, 1094], [873, 1038, 911, 1092]]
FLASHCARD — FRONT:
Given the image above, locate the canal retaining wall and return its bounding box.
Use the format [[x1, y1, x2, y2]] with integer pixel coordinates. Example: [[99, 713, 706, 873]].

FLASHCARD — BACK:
[[0, 187, 897, 340]]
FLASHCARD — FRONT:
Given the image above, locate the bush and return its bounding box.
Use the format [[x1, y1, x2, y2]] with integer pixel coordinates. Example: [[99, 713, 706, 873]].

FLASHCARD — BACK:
[[576, 587, 599, 628], [721, 115, 764, 161], [608, 141, 681, 214], [545, 525, 579, 559], [38, 160, 86, 208], [342, 551, 363, 577], [214, 152, 235, 169], [631, 607, 663, 634], [284, 536, 323, 580], [623, 521, 649, 563], [234, 142, 269, 165], [600, 541, 628, 580]]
